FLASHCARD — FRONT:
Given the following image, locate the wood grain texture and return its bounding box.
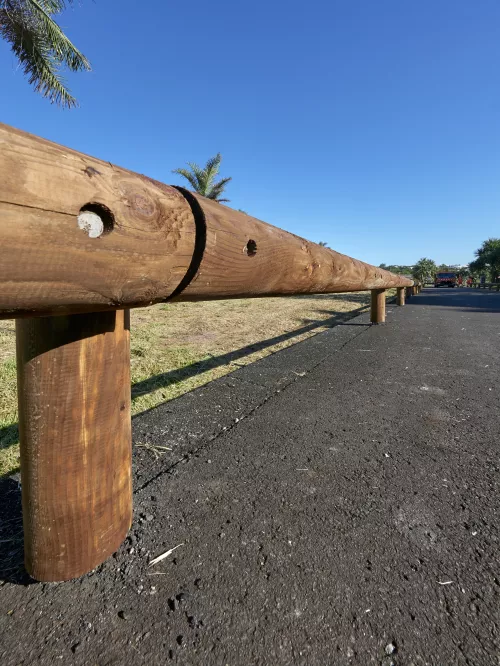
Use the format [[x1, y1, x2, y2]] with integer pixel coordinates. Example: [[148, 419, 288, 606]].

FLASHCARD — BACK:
[[1, 123, 412, 316], [396, 287, 405, 306], [370, 289, 386, 324], [16, 310, 132, 581], [0, 124, 196, 318], [173, 193, 413, 301]]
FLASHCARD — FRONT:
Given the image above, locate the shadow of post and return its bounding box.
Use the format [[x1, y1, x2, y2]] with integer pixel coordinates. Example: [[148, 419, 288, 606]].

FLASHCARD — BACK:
[[0, 423, 19, 448], [0, 476, 30, 584]]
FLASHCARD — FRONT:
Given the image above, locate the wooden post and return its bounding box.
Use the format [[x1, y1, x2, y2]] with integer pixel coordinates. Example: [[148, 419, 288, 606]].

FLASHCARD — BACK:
[[396, 287, 405, 306], [16, 310, 132, 581], [370, 289, 386, 324]]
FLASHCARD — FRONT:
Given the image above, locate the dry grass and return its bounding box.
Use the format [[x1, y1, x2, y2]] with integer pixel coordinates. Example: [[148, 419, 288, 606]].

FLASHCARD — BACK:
[[0, 292, 389, 476]]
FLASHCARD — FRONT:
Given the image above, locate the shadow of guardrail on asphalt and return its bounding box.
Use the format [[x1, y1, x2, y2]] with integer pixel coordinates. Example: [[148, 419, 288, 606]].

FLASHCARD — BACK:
[[131, 307, 368, 399], [1, 304, 371, 465]]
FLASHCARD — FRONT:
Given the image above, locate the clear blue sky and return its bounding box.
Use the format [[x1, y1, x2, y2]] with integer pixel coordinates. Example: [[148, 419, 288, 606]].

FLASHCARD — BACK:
[[2, 0, 499, 266]]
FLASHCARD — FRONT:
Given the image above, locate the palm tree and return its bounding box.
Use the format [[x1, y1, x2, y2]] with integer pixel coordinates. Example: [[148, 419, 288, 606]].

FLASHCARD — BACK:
[[412, 257, 437, 283], [0, 0, 90, 108], [470, 238, 500, 281], [173, 153, 232, 203]]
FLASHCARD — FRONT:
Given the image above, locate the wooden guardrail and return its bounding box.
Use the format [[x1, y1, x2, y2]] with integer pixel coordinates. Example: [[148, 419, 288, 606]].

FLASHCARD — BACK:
[[0, 123, 413, 581], [475, 282, 500, 291]]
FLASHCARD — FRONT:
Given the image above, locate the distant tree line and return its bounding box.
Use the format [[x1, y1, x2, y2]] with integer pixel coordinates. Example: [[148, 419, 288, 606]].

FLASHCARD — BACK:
[[380, 239, 500, 284], [378, 262, 458, 277], [380, 260, 471, 284], [379, 263, 414, 275]]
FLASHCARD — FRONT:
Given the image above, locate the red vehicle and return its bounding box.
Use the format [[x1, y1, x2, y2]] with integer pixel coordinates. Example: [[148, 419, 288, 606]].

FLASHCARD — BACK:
[[434, 272, 457, 287]]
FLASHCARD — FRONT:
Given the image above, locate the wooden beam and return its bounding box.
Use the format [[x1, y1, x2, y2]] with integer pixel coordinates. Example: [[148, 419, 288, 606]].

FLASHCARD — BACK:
[[396, 287, 405, 306], [172, 191, 413, 302], [16, 310, 132, 581], [0, 124, 196, 319], [0, 124, 412, 318], [370, 289, 386, 324]]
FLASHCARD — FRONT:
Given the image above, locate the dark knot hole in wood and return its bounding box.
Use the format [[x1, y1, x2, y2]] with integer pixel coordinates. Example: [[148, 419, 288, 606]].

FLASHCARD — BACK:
[[78, 202, 115, 238], [246, 239, 257, 257]]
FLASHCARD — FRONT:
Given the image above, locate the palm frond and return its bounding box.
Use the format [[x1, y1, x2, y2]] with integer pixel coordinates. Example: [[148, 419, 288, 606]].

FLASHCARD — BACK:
[[210, 176, 232, 190], [204, 153, 222, 174], [24, 0, 90, 70], [0, 0, 90, 107], [31, 0, 68, 10], [207, 176, 232, 201], [186, 162, 208, 194], [171, 168, 199, 192], [202, 153, 222, 192], [1, 6, 72, 106], [172, 153, 231, 201]]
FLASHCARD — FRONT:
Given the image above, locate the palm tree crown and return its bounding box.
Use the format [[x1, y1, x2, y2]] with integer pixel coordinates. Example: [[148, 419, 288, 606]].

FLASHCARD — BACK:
[[173, 153, 232, 203], [0, 0, 90, 108]]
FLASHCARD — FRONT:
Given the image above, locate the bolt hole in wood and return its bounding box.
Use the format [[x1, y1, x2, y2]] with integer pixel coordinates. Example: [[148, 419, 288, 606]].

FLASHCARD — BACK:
[[77, 202, 115, 238], [246, 239, 257, 256]]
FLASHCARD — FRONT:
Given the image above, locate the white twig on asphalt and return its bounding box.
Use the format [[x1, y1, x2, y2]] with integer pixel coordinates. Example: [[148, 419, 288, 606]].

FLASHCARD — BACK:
[[149, 543, 184, 566]]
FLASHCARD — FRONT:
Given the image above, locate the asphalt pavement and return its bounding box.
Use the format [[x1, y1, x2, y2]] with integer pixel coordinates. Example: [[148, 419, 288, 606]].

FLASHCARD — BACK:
[[1, 287, 499, 665]]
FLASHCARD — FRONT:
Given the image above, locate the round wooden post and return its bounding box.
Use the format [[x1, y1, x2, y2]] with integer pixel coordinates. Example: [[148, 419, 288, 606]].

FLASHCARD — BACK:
[[396, 287, 405, 306], [16, 309, 132, 581], [370, 288, 386, 324]]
